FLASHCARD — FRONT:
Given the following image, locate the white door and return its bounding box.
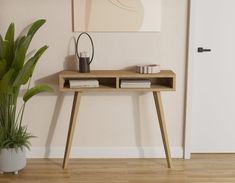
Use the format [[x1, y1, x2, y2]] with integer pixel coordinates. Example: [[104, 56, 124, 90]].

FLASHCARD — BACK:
[[186, 0, 235, 154]]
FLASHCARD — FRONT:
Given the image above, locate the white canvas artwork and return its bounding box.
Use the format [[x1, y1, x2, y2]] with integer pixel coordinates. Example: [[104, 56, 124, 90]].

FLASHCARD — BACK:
[[73, 0, 162, 32]]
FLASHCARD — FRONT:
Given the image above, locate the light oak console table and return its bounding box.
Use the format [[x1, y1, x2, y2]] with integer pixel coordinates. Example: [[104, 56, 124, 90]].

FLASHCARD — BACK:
[[59, 70, 176, 169]]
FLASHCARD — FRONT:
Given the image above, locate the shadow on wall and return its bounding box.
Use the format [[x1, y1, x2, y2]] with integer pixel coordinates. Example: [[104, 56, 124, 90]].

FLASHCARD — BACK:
[[132, 93, 145, 157], [34, 75, 65, 158], [63, 36, 77, 71], [64, 55, 77, 70], [30, 72, 148, 158], [27, 36, 77, 157], [44, 93, 65, 158], [28, 89, 147, 158]]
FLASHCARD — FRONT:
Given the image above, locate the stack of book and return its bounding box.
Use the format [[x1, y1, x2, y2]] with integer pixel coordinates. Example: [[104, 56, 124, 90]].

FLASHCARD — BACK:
[[120, 79, 151, 88], [69, 79, 99, 88]]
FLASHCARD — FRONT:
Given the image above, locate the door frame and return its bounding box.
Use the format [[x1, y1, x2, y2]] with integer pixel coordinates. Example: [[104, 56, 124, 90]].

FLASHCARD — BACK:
[[184, 0, 196, 159]]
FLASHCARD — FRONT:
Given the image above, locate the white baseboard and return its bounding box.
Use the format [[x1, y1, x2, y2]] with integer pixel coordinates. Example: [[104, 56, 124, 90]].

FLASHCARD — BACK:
[[27, 146, 183, 158]]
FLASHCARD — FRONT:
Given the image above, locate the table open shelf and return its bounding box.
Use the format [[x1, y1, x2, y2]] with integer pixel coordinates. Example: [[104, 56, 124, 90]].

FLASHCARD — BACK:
[[59, 70, 176, 92]]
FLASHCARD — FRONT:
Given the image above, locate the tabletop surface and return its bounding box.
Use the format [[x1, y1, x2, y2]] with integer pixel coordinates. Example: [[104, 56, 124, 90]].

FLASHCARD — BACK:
[[59, 70, 176, 78]]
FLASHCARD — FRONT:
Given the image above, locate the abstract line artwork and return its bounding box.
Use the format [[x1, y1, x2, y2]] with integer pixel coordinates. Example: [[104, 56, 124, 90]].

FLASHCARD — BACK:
[[73, 0, 162, 32]]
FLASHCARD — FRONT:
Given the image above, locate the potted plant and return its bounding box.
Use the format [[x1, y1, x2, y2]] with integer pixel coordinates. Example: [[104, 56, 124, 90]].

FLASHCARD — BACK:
[[0, 19, 53, 174]]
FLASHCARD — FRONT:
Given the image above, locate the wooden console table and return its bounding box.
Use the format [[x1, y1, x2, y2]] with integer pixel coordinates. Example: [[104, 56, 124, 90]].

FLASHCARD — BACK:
[[59, 70, 176, 169]]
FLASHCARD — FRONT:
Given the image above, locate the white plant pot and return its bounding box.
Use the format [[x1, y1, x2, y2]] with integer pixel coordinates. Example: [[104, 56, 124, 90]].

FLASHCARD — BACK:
[[0, 148, 26, 173]]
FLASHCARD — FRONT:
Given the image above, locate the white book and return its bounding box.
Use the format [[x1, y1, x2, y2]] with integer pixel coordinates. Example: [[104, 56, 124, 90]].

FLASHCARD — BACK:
[[70, 84, 99, 88], [121, 79, 151, 85], [121, 79, 151, 88], [69, 79, 99, 88], [121, 83, 151, 86], [121, 84, 151, 89]]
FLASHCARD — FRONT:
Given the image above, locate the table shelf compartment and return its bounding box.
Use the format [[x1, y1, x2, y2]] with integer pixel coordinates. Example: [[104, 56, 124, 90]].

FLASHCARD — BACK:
[[118, 77, 175, 90], [98, 78, 116, 88], [151, 77, 175, 89], [62, 77, 116, 90]]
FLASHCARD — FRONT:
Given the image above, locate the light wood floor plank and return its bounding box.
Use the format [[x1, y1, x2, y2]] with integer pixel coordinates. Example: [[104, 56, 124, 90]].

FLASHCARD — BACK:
[[1, 154, 235, 183]]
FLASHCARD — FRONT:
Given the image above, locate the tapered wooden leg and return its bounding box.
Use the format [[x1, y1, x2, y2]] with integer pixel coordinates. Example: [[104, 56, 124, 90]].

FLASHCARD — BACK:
[[153, 91, 172, 168], [63, 92, 81, 169]]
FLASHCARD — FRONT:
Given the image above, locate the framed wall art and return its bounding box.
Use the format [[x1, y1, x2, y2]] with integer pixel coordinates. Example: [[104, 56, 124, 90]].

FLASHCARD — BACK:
[[73, 0, 162, 32]]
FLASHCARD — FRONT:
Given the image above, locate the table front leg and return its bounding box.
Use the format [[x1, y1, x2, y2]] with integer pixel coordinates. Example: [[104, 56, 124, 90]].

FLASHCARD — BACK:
[[153, 91, 172, 168], [63, 92, 81, 169]]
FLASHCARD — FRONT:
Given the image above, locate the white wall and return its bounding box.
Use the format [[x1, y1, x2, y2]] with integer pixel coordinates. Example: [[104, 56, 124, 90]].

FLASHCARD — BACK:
[[0, 0, 188, 158]]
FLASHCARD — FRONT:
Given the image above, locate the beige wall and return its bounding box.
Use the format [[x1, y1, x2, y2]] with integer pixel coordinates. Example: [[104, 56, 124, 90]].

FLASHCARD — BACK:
[[0, 0, 188, 158]]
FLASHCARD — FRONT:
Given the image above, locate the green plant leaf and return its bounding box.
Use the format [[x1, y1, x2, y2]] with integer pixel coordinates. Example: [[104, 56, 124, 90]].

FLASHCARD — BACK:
[[0, 35, 3, 59], [34, 45, 48, 58], [12, 36, 25, 71], [5, 23, 15, 68], [27, 45, 48, 76], [12, 56, 36, 87], [14, 36, 25, 51], [13, 45, 48, 87], [5, 23, 15, 42], [27, 19, 46, 38], [0, 69, 14, 93], [2, 40, 9, 55], [11, 36, 32, 70], [0, 59, 7, 79], [23, 84, 53, 102]]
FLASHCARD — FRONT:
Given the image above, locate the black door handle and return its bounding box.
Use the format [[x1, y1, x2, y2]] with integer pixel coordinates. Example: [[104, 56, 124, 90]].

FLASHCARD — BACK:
[[198, 47, 211, 53]]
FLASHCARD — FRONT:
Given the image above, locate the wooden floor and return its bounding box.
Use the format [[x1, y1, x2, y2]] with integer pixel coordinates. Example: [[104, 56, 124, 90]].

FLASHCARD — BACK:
[[1, 154, 235, 183]]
